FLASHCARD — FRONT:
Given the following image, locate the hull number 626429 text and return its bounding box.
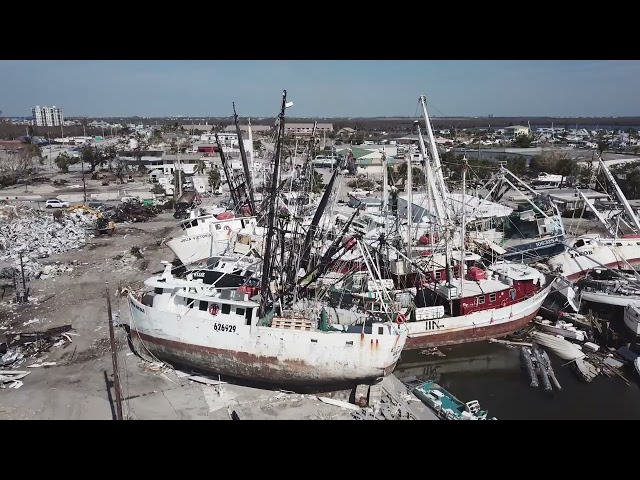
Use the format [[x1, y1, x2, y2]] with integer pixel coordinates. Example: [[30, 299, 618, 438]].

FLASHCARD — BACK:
[[214, 323, 237, 333]]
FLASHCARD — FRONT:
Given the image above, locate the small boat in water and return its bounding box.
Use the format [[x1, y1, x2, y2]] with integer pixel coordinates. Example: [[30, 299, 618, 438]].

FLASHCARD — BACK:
[[534, 318, 586, 342], [412, 380, 496, 420]]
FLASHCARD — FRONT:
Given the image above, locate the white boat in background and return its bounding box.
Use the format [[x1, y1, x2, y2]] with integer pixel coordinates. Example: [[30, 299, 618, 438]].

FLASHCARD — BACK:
[[547, 234, 640, 281], [166, 212, 263, 266], [578, 276, 640, 309], [624, 305, 640, 336], [534, 318, 586, 342]]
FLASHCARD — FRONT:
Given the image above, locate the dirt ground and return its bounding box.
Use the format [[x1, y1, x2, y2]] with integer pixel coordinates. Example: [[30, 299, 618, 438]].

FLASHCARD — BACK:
[[0, 212, 354, 420]]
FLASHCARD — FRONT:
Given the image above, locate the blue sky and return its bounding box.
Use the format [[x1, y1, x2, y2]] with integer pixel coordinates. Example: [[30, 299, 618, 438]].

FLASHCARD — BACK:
[[1, 60, 639, 118]]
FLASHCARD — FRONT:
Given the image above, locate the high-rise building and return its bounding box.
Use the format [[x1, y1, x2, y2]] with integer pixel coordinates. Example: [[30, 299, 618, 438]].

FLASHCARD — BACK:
[[32, 105, 64, 127]]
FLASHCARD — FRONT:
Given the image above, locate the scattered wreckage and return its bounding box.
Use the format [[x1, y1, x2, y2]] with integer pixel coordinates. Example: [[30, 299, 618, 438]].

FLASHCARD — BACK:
[[0, 324, 74, 389]]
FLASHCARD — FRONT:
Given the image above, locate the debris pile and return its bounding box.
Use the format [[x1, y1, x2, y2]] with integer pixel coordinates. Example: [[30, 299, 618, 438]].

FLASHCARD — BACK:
[[0, 205, 97, 263], [0, 324, 73, 379], [0, 260, 77, 282], [111, 203, 162, 223]]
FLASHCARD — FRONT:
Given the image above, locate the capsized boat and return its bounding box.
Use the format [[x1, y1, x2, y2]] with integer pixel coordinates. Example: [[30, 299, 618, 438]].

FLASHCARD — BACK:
[[534, 318, 586, 342], [530, 331, 585, 361]]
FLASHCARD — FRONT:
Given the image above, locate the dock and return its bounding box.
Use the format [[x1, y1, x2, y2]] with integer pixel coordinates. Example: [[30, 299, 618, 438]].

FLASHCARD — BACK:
[[377, 374, 439, 420]]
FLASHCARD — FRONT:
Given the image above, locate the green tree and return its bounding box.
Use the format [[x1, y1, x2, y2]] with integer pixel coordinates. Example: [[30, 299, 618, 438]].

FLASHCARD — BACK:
[[194, 160, 206, 175], [514, 135, 534, 148], [311, 170, 325, 193], [81, 145, 102, 172], [54, 152, 73, 173], [208, 168, 221, 190], [412, 166, 425, 186], [114, 159, 129, 184], [503, 156, 527, 176]]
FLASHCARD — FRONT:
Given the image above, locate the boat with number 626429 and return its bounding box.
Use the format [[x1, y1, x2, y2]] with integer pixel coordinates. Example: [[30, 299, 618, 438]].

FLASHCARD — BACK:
[[127, 262, 407, 388]]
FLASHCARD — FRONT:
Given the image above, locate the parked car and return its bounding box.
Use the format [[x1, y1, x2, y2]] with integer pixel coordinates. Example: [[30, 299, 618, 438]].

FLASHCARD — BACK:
[[45, 199, 70, 209], [349, 188, 371, 198], [88, 202, 109, 211]]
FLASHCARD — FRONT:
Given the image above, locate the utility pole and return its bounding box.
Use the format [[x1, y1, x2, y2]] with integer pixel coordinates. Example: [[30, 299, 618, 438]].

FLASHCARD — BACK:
[[105, 284, 124, 420], [81, 153, 87, 205]]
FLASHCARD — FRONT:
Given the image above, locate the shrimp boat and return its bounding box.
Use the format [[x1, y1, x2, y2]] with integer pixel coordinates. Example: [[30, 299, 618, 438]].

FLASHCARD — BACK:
[[376, 95, 555, 350], [127, 92, 407, 388]]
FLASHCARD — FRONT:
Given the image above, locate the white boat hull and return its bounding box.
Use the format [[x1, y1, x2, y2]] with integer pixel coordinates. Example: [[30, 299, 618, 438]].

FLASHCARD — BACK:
[[127, 296, 407, 387], [580, 290, 640, 309], [534, 322, 586, 342], [167, 233, 236, 266], [404, 281, 555, 349], [530, 331, 585, 361], [624, 306, 640, 336], [548, 241, 640, 281]]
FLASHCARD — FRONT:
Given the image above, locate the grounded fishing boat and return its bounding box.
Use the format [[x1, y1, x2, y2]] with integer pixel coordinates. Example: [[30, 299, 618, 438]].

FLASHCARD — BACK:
[[128, 92, 407, 388], [407, 261, 555, 349], [378, 96, 554, 350], [128, 263, 406, 387]]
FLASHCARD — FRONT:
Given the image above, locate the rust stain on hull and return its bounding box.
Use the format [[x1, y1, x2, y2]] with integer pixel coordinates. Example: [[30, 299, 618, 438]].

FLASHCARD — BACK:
[[405, 311, 538, 350], [132, 330, 390, 387]]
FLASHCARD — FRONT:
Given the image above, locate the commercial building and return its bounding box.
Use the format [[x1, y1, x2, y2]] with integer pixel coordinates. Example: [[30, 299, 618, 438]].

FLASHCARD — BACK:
[[32, 105, 64, 127], [285, 123, 333, 137]]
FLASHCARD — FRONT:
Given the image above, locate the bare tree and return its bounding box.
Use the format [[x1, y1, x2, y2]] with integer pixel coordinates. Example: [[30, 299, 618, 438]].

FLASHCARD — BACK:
[[114, 159, 129, 184], [0, 152, 32, 183]]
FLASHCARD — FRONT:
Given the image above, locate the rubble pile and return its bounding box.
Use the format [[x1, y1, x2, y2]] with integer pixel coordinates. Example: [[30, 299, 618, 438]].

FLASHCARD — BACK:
[[0, 324, 74, 388], [0, 205, 97, 263], [111, 203, 163, 223]]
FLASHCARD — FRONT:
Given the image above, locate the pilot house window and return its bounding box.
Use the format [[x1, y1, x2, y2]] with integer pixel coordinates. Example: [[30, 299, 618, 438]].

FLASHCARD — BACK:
[[221, 304, 231, 315], [489, 293, 497, 302], [477, 295, 485, 305]]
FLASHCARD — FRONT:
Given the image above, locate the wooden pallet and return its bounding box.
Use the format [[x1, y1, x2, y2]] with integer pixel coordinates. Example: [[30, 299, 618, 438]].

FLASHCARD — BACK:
[[272, 317, 314, 331]]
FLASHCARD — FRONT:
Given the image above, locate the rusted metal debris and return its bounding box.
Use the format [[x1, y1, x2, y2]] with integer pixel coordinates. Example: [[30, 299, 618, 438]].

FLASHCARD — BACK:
[[110, 203, 163, 224]]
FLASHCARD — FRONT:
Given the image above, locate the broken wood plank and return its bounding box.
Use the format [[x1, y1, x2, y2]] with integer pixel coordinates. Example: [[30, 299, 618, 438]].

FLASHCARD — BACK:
[[188, 375, 227, 386], [317, 396, 360, 410]]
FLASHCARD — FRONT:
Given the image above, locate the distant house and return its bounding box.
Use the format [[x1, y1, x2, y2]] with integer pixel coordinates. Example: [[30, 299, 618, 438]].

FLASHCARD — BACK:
[[338, 127, 356, 136], [224, 124, 272, 134], [503, 125, 531, 139]]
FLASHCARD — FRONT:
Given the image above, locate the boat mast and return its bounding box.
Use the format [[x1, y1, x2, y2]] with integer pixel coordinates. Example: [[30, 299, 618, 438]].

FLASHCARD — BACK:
[[406, 145, 412, 260], [419, 95, 450, 219], [260, 90, 290, 317], [233, 103, 256, 215], [215, 132, 239, 208], [460, 157, 467, 299], [598, 154, 640, 233], [248, 117, 255, 182]]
